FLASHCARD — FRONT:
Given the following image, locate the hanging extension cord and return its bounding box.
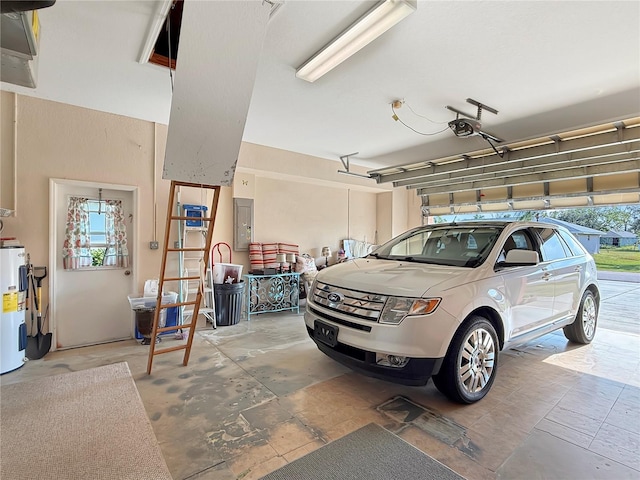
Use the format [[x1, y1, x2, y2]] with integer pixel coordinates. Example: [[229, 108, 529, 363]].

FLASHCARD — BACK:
[[390, 100, 450, 136]]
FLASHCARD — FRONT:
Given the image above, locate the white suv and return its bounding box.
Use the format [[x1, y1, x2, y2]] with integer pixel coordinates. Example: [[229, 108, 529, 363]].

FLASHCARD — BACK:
[[304, 221, 599, 403]]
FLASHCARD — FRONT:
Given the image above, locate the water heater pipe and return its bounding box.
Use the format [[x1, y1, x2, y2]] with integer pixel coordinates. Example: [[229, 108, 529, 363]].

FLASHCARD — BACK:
[[13, 93, 18, 215]]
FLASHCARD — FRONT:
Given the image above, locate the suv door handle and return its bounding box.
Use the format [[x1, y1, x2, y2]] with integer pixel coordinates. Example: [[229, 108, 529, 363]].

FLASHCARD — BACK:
[[574, 266, 582, 272], [542, 272, 552, 281]]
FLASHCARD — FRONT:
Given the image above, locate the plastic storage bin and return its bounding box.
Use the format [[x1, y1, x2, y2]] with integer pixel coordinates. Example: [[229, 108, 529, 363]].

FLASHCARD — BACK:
[[128, 292, 178, 339], [213, 281, 244, 326], [212, 263, 243, 284], [182, 204, 208, 227]]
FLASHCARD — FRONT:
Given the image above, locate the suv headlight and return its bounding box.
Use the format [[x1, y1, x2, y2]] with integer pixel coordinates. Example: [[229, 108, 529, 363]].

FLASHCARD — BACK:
[[379, 297, 441, 325]]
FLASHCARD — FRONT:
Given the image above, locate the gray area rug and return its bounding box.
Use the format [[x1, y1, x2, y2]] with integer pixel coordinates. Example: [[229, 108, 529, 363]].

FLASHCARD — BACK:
[[261, 423, 465, 480], [0, 362, 172, 480]]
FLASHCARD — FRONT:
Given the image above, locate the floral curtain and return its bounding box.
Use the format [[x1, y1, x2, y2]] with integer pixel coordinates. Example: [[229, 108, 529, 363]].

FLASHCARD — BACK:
[[62, 197, 92, 269], [103, 199, 130, 268]]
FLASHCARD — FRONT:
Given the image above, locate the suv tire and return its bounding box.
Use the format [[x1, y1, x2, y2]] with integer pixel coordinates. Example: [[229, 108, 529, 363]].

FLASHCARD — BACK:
[[433, 316, 498, 404], [563, 290, 597, 344]]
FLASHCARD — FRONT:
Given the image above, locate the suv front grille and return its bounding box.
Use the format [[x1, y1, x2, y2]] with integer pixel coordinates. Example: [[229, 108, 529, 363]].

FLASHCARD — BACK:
[[309, 306, 372, 332], [312, 281, 387, 322]]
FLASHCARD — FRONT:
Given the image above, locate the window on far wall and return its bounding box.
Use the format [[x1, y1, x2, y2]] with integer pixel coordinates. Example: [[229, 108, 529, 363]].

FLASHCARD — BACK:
[[87, 200, 107, 266], [62, 196, 130, 270]]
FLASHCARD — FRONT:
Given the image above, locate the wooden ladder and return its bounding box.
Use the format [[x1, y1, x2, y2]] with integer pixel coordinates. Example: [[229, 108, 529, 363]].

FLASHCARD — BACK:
[[146, 180, 221, 374]]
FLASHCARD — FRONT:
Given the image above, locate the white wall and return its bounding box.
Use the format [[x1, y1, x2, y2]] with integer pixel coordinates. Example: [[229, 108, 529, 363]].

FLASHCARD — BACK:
[[252, 177, 377, 260], [392, 188, 409, 237], [407, 192, 424, 229], [235, 141, 391, 264], [1, 92, 410, 311], [376, 188, 416, 245], [1, 93, 169, 309], [376, 192, 392, 245], [0, 92, 15, 211]]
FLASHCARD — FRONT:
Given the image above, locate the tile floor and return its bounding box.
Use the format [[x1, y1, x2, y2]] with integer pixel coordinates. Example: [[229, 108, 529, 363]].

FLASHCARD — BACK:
[[2, 279, 639, 480]]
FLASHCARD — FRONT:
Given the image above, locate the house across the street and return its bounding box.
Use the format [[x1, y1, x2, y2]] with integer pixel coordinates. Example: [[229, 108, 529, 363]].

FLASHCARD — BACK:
[[600, 230, 639, 247]]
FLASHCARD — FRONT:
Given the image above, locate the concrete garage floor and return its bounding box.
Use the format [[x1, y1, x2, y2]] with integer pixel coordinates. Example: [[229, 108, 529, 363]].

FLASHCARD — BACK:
[[3, 279, 639, 480]]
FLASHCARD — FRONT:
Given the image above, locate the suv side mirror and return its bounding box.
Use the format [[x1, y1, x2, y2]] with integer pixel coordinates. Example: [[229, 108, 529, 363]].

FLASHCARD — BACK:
[[502, 249, 539, 266]]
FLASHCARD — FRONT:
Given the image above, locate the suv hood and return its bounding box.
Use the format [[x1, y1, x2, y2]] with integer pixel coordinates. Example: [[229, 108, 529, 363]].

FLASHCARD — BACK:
[[315, 258, 468, 298]]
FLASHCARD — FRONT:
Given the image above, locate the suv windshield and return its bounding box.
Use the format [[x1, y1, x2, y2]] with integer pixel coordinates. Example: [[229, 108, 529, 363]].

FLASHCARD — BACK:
[[370, 225, 504, 267]]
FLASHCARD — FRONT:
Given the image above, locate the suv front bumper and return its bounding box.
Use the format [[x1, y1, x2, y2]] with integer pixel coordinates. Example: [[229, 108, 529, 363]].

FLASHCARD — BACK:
[[305, 325, 443, 386]]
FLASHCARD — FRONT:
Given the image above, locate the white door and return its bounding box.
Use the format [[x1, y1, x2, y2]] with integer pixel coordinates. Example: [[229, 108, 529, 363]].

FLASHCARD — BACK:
[[503, 264, 555, 338], [535, 228, 582, 322], [51, 180, 136, 349], [499, 230, 554, 339]]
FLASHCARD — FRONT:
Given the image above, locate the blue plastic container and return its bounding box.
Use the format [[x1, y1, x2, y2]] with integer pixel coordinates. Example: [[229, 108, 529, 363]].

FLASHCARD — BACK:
[[183, 204, 208, 227], [129, 291, 179, 339], [134, 305, 178, 339]]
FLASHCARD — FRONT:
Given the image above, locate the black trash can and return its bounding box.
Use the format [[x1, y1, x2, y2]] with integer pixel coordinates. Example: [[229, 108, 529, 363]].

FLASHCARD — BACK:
[[133, 306, 159, 345], [213, 281, 245, 326]]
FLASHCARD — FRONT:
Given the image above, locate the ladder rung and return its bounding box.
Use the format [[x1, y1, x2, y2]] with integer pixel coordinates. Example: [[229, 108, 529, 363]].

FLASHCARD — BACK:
[[170, 215, 214, 221], [164, 275, 200, 282], [168, 247, 206, 252], [156, 300, 198, 309], [152, 344, 188, 355], [156, 323, 193, 333], [171, 181, 220, 189]]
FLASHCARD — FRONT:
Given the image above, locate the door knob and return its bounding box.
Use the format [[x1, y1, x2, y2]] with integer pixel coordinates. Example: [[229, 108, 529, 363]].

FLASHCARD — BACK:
[[124, 270, 131, 276]]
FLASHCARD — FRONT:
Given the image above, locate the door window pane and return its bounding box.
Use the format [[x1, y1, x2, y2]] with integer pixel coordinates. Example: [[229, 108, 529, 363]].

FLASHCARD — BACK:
[[557, 230, 587, 257], [88, 201, 108, 266], [537, 228, 570, 261]]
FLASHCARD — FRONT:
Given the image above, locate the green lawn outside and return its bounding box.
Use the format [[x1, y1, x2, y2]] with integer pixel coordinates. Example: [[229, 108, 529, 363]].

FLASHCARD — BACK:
[[593, 246, 640, 273]]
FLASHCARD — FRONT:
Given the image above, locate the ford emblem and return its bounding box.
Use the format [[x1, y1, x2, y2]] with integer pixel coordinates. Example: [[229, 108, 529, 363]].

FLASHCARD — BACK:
[[327, 292, 343, 304]]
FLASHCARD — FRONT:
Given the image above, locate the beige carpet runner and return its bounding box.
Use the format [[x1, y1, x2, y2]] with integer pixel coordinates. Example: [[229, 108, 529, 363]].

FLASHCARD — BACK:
[[1, 362, 172, 480]]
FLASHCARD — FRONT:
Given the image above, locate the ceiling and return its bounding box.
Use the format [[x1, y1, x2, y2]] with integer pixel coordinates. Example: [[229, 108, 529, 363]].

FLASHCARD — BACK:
[[2, 0, 639, 174]]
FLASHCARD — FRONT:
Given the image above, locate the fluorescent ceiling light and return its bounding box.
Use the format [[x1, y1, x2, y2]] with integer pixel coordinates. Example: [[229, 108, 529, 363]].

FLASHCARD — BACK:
[[296, 0, 417, 82]]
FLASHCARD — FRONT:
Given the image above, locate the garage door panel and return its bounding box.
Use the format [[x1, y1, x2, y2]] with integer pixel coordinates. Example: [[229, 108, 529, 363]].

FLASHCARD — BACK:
[[594, 172, 638, 190], [481, 187, 508, 202], [513, 200, 547, 210], [593, 193, 640, 206], [550, 178, 588, 195], [514, 184, 545, 198], [552, 196, 591, 208]]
